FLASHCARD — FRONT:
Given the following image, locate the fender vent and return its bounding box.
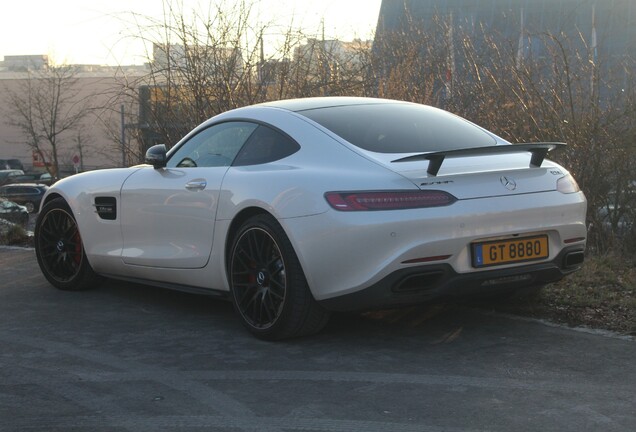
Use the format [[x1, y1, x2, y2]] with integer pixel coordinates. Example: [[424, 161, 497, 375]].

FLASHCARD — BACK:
[[94, 197, 117, 220]]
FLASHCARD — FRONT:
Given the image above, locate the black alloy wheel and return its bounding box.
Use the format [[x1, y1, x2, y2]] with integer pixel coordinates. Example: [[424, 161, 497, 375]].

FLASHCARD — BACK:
[[35, 198, 99, 291], [231, 226, 286, 330], [229, 214, 330, 340]]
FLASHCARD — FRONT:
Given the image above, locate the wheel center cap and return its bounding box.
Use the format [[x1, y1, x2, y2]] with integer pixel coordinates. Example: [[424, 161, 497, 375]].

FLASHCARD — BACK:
[[256, 271, 267, 286], [56, 240, 65, 252]]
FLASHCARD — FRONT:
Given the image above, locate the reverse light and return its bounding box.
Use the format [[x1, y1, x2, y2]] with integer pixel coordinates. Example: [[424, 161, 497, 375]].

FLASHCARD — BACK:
[[557, 174, 581, 194], [325, 190, 457, 211]]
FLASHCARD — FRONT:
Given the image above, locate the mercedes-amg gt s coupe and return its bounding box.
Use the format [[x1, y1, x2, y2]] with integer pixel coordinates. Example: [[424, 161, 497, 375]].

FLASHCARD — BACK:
[[34, 97, 587, 339]]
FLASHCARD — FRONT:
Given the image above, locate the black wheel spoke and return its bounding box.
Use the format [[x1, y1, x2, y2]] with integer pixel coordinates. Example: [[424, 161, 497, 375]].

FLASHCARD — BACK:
[[246, 231, 260, 262], [234, 249, 252, 271], [268, 278, 286, 297], [239, 286, 257, 308], [40, 225, 58, 240], [63, 224, 78, 240], [261, 295, 274, 323]]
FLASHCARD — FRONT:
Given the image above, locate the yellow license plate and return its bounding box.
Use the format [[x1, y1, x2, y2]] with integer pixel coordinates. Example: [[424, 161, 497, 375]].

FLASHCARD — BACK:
[[472, 235, 549, 268]]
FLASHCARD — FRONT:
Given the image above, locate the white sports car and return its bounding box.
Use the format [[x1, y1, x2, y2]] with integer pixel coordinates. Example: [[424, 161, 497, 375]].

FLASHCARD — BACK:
[[35, 97, 587, 339]]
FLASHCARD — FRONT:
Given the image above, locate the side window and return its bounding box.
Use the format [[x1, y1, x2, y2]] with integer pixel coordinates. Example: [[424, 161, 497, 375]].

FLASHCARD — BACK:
[[233, 125, 300, 166], [167, 122, 258, 168]]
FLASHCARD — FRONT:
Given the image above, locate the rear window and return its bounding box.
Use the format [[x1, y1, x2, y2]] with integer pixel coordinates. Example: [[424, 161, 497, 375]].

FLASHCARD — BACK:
[[233, 125, 300, 166], [298, 103, 496, 153]]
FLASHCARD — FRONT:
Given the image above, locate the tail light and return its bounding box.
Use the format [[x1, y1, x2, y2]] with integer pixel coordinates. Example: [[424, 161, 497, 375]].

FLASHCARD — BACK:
[[557, 174, 581, 194], [325, 190, 457, 211]]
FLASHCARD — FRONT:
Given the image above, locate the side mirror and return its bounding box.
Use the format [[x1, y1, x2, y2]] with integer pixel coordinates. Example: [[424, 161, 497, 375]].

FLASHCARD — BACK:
[[145, 144, 167, 169]]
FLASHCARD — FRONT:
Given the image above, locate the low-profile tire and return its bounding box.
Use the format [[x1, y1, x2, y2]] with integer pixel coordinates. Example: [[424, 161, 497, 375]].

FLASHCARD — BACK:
[[35, 197, 100, 291], [229, 214, 330, 340]]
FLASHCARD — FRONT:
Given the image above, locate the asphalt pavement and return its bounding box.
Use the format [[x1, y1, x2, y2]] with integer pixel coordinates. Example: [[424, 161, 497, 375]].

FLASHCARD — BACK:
[[1, 247, 635, 432]]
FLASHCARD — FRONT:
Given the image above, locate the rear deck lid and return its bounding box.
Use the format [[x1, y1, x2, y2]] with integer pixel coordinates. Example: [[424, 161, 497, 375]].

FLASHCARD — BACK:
[[383, 149, 566, 200]]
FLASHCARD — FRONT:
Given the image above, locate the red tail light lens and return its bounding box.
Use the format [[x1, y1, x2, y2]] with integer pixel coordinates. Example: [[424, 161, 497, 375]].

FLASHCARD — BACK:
[[325, 191, 457, 211]]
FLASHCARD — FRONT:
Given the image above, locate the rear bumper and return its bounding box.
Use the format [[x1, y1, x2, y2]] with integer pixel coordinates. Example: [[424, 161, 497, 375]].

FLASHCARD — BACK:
[[319, 245, 585, 312], [283, 190, 587, 302]]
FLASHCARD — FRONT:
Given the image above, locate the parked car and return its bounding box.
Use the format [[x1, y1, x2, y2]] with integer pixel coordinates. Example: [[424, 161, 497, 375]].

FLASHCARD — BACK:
[[0, 198, 29, 226], [0, 170, 25, 186], [0, 159, 24, 171], [0, 184, 48, 213], [38, 173, 55, 186], [10, 172, 55, 186], [34, 97, 587, 340]]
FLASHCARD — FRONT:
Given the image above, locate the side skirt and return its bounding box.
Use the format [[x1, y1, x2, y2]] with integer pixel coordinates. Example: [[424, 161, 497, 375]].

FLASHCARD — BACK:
[[99, 273, 230, 300]]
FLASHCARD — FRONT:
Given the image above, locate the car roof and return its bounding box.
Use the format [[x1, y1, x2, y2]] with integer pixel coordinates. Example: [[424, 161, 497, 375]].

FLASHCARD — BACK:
[[259, 97, 406, 112], [1, 183, 47, 188]]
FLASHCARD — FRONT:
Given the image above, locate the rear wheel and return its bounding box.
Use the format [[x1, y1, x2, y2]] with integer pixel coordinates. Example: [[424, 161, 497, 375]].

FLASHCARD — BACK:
[[229, 214, 330, 340], [35, 198, 100, 291]]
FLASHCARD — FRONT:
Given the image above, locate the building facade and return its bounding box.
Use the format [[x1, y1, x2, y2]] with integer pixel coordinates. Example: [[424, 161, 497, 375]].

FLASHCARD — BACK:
[[0, 55, 49, 71], [375, 0, 635, 91], [377, 0, 635, 53], [0, 66, 147, 174]]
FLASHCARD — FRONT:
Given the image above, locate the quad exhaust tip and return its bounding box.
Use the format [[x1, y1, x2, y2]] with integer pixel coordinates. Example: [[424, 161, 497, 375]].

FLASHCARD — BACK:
[[564, 251, 585, 268]]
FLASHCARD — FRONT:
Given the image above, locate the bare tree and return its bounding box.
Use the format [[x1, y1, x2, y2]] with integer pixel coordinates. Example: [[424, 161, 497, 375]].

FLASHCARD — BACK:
[[101, 0, 375, 159], [3, 65, 93, 177]]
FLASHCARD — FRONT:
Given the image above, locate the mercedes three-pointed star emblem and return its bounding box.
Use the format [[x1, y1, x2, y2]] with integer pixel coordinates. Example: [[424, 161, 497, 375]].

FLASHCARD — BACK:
[[500, 176, 517, 191]]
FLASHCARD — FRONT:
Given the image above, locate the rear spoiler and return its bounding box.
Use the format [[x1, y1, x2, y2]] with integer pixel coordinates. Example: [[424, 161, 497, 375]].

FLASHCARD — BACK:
[[391, 142, 566, 176]]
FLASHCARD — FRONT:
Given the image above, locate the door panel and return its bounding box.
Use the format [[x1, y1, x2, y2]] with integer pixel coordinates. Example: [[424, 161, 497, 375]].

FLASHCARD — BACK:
[[120, 167, 223, 268], [119, 121, 258, 269]]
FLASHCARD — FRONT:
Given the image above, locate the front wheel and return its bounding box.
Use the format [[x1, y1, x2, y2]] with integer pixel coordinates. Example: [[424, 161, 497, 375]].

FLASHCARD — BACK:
[[229, 214, 330, 340], [35, 198, 100, 291]]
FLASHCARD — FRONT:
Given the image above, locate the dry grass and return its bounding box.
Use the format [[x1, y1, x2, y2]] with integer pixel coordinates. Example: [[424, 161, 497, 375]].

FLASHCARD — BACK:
[[487, 253, 636, 336], [0, 222, 32, 247]]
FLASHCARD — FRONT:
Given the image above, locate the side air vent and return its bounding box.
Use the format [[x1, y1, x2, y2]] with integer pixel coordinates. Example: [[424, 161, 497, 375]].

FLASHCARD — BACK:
[[94, 197, 117, 220]]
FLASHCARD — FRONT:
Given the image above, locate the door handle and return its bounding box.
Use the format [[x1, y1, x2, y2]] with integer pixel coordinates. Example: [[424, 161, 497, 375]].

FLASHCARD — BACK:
[[185, 179, 207, 191]]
